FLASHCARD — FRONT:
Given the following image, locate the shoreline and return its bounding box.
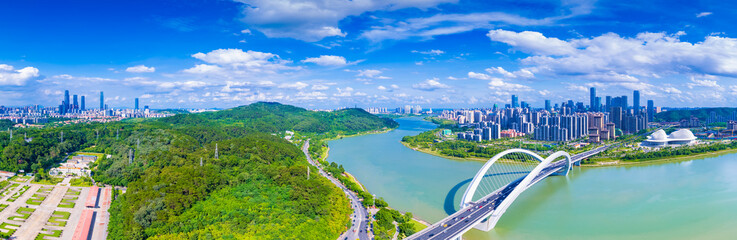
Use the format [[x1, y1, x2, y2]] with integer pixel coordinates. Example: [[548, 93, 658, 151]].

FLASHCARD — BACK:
[[401, 141, 737, 167], [323, 128, 431, 228], [321, 127, 397, 142], [581, 147, 737, 167]]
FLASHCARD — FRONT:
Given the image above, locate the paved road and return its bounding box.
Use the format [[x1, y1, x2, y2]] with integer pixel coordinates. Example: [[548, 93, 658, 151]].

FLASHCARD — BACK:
[[408, 145, 610, 240], [302, 140, 371, 240]]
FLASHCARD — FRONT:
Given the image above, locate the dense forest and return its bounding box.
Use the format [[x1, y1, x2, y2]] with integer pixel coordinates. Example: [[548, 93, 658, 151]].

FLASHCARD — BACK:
[[0, 119, 13, 130], [0, 102, 398, 239], [655, 107, 737, 122]]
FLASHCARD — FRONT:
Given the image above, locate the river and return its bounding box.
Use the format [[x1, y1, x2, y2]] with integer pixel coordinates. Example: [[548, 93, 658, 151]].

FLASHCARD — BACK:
[[327, 117, 737, 240]]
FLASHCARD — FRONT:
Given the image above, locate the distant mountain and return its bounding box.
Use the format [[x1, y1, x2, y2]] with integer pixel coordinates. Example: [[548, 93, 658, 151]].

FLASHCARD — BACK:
[[656, 107, 737, 122], [161, 101, 398, 136]]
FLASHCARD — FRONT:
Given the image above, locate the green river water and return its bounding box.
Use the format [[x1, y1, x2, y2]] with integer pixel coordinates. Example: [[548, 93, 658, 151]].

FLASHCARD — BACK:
[[327, 117, 737, 240]]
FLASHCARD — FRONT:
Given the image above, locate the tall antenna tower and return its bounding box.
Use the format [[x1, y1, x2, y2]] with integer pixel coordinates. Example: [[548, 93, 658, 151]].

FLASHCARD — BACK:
[[116, 129, 119, 140], [137, 138, 140, 149], [60, 131, 64, 142], [96, 130, 99, 141], [200, 157, 203, 167], [129, 149, 134, 164], [214, 143, 219, 159], [9, 129, 12, 139]]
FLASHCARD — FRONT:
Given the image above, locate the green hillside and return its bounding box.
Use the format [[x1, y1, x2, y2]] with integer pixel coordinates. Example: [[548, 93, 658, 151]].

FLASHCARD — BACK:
[[655, 108, 737, 122]]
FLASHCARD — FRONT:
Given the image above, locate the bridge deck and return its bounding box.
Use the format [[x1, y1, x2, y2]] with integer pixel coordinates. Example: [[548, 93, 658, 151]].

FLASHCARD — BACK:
[[407, 146, 608, 240]]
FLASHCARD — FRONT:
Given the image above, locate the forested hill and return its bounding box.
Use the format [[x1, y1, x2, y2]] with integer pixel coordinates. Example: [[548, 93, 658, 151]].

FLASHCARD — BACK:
[[161, 101, 398, 136], [0, 119, 13, 129], [0, 102, 396, 239], [655, 107, 737, 122]]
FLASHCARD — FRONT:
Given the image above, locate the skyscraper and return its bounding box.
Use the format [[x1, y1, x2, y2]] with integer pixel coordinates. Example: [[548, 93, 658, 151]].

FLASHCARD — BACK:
[[135, 98, 139, 110], [589, 87, 596, 111], [511, 95, 519, 108], [633, 90, 640, 114], [73, 95, 78, 110], [647, 100, 654, 122], [100, 91, 104, 110], [64, 90, 70, 112], [621, 95, 628, 112], [595, 97, 602, 112], [545, 100, 551, 112], [605, 96, 612, 112], [81, 96, 86, 111]]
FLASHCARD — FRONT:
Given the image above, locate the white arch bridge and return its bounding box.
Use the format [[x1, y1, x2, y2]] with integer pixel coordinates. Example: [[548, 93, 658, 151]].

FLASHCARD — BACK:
[[407, 145, 610, 240]]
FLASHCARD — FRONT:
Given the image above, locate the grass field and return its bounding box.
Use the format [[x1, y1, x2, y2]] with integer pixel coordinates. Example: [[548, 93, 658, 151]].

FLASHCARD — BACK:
[[35, 228, 62, 240], [70, 177, 94, 187], [72, 152, 105, 158], [9, 176, 31, 183], [0, 204, 7, 212], [58, 188, 80, 208], [0, 222, 20, 236], [31, 177, 63, 185], [7, 185, 30, 202], [8, 207, 35, 222], [26, 194, 47, 205], [66, 188, 81, 195], [0, 183, 18, 197], [410, 219, 428, 232], [58, 197, 77, 208], [47, 211, 70, 227]]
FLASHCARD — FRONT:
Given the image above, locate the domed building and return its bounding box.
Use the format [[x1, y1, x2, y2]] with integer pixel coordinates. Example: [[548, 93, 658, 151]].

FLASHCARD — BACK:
[[643, 129, 697, 147]]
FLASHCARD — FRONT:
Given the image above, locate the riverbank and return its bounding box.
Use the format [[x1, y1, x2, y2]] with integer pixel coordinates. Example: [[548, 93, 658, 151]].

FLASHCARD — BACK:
[[401, 141, 489, 162], [320, 127, 397, 142], [402, 140, 737, 168], [583, 147, 737, 167]]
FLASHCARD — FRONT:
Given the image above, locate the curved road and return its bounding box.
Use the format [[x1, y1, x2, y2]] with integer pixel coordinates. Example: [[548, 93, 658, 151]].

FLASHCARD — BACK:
[[303, 140, 371, 240]]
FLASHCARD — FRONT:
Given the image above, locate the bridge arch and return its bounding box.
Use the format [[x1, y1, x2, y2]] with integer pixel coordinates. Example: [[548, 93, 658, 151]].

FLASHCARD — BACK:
[[460, 149, 572, 231]]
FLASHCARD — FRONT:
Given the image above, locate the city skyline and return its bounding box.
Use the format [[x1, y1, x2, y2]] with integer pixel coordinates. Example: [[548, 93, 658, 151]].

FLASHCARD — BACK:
[[3, 1, 737, 109]]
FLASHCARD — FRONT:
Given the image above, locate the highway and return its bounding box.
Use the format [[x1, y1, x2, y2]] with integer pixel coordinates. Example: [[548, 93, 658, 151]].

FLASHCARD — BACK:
[[302, 140, 371, 240], [408, 145, 610, 240]]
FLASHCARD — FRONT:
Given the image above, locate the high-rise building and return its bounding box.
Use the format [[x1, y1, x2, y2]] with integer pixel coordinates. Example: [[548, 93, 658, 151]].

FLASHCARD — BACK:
[[647, 100, 654, 122], [545, 100, 551, 112], [73, 95, 78, 110], [621, 95, 628, 112], [135, 98, 139, 110], [100, 91, 104, 110], [81, 96, 86, 111], [611, 107, 623, 128], [594, 97, 601, 112], [633, 90, 640, 113], [64, 90, 70, 112], [605, 96, 612, 112], [589, 87, 596, 111], [511, 95, 519, 108]]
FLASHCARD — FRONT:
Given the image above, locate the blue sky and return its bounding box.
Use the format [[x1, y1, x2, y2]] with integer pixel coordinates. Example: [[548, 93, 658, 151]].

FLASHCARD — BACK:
[[1, 0, 736, 109]]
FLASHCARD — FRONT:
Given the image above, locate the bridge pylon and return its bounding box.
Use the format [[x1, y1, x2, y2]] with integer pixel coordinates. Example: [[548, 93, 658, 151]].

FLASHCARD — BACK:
[[460, 149, 572, 231]]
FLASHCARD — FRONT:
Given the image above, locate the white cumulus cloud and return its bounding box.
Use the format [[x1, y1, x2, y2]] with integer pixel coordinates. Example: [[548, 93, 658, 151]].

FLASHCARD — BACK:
[[125, 65, 156, 73], [488, 29, 737, 84], [0, 64, 40, 86], [302, 55, 348, 66], [412, 78, 450, 91], [235, 0, 456, 42]]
